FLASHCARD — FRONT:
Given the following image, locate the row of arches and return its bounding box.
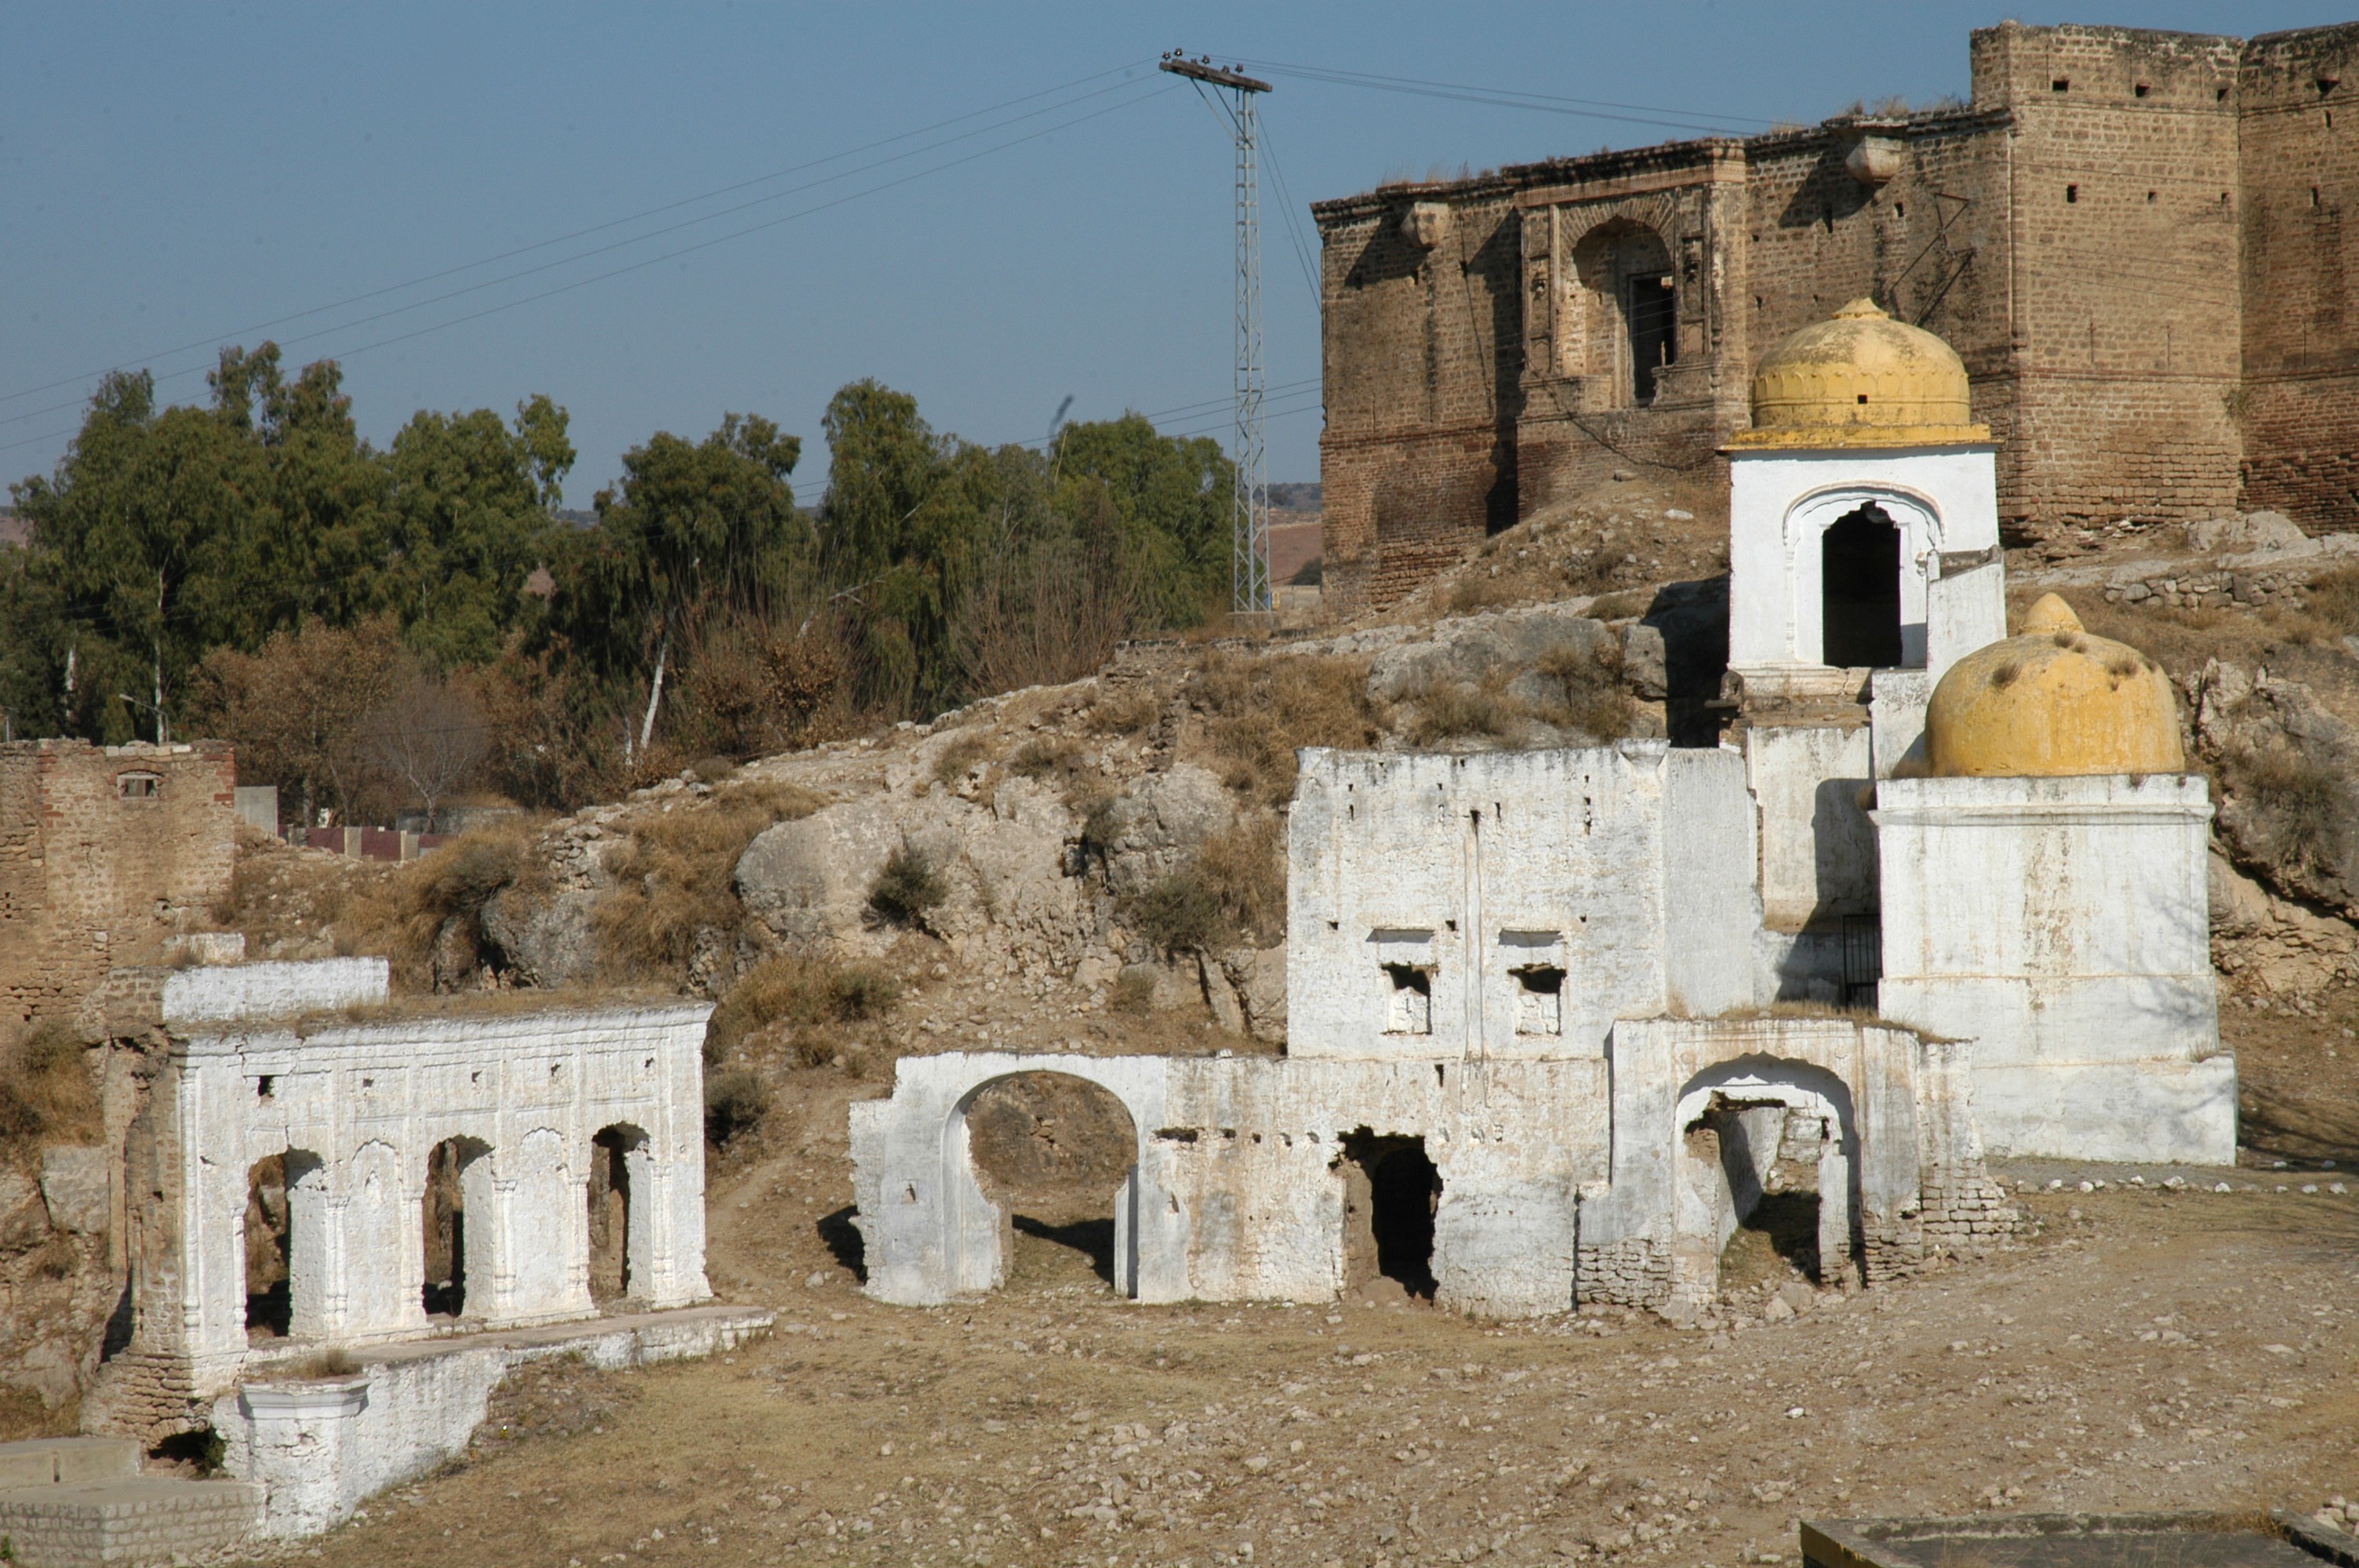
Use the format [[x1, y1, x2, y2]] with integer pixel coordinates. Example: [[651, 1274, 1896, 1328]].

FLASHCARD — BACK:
[[240, 1123, 650, 1344]]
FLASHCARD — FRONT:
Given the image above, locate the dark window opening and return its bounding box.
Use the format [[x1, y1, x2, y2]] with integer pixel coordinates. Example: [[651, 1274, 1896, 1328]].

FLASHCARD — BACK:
[[1841, 913, 1882, 1011], [1821, 505, 1904, 669], [2147, 191, 2157, 203], [2066, 183, 2078, 204], [254, 1075, 274, 1101], [2135, 82, 2150, 98], [2052, 77, 2069, 92], [1893, 201, 1905, 219], [244, 1155, 292, 1339], [117, 773, 159, 800], [1341, 1134, 1441, 1301], [1856, 394, 1870, 405], [2216, 86, 2230, 103], [2315, 187, 2324, 209], [1628, 271, 1677, 403]]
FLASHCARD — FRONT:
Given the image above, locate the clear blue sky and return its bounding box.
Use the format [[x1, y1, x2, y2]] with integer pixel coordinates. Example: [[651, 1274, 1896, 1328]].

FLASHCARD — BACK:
[[2, 2, 2338, 503]]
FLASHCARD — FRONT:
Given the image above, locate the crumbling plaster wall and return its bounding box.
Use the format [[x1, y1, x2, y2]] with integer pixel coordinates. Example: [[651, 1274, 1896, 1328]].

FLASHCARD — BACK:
[[1285, 745, 1759, 1064], [118, 997, 713, 1404], [1874, 773, 2236, 1163], [851, 1051, 1611, 1319], [1576, 1016, 2010, 1312]]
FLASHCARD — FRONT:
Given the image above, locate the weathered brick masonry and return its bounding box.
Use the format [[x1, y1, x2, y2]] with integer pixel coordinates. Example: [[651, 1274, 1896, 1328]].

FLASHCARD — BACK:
[[1317, 21, 2359, 615], [0, 739, 236, 1028]]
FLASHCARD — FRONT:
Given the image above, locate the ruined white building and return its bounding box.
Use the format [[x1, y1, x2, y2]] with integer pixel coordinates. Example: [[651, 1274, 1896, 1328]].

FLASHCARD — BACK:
[[852, 299, 2234, 1319], [64, 957, 762, 1541]]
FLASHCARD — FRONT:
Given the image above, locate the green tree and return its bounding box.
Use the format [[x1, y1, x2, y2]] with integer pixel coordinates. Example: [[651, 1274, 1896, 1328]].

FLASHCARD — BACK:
[[383, 398, 574, 669], [551, 413, 807, 760]]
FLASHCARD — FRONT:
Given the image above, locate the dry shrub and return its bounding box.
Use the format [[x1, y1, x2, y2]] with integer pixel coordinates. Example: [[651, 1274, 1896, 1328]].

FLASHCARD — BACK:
[[1408, 683, 1517, 746], [1010, 737, 1077, 782], [1445, 572, 1525, 615], [672, 611, 856, 763], [932, 732, 991, 786], [2223, 746, 2346, 878], [0, 1022, 100, 1162], [1536, 640, 1634, 741], [1195, 814, 1286, 947], [1196, 653, 1387, 804], [2307, 567, 2359, 635], [594, 782, 825, 981], [1111, 967, 1158, 1014], [335, 820, 547, 989], [704, 1069, 769, 1145], [867, 844, 948, 930], [704, 953, 900, 1065], [1129, 870, 1223, 955], [1088, 685, 1158, 737]]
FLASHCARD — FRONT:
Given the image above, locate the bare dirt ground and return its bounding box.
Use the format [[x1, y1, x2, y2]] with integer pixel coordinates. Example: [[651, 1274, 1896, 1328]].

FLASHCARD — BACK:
[[245, 1098, 2357, 1568]]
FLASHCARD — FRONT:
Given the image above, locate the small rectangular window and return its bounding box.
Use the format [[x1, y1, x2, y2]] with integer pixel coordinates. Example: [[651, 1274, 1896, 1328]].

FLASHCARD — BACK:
[[1513, 967, 1565, 1036], [2066, 184, 2079, 204], [2052, 78, 2069, 93], [117, 772, 160, 800], [1383, 964, 1433, 1036], [2134, 83, 2150, 99]]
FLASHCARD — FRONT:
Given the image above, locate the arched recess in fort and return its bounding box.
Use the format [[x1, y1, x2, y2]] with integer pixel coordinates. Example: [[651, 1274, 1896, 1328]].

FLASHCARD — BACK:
[[938, 1069, 1147, 1299], [1565, 218, 1677, 407], [1670, 1058, 1860, 1307], [422, 1135, 493, 1319], [1782, 483, 1946, 668]]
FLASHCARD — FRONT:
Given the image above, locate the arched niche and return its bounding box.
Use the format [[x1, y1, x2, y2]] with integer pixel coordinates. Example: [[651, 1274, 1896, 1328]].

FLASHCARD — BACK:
[[1565, 220, 1677, 406], [589, 1123, 652, 1305]]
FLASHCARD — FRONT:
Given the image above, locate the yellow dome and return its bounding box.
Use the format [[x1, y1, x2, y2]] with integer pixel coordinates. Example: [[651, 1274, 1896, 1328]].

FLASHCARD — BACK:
[[1725, 298, 1991, 450], [1923, 595, 2185, 777]]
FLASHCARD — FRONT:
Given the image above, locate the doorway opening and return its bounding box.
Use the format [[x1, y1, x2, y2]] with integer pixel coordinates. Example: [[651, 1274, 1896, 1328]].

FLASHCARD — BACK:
[[244, 1155, 291, 1339], [1341, 1132, 1442, 1301], [1704, 1102, 1830, 1294], [964, 1073, 1138, 1295], [589, 1124, 645, 1305], [422, 1138, 489, 1319], [1628, 271, 1677, 402], [1820, 505, 1903, 668]]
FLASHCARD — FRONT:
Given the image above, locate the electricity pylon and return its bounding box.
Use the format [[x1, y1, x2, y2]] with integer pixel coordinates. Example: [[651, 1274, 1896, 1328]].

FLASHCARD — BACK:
[[1161, 53, 1274, 615]]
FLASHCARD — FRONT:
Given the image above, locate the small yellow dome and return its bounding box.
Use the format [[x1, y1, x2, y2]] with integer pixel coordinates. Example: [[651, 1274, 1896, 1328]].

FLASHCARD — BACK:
[[1725, 298, 1990, 450], [1923, 595, 2185, 777]]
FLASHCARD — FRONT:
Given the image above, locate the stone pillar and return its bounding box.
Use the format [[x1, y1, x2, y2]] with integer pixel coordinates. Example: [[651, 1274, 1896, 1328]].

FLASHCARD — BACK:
[[231, 1376, 372, 1538], [1817, 1145, 1857, 1290]]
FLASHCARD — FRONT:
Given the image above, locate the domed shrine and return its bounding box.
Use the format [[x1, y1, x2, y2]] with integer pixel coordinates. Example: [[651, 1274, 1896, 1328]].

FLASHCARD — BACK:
[[1923, 594, 2185, 777]]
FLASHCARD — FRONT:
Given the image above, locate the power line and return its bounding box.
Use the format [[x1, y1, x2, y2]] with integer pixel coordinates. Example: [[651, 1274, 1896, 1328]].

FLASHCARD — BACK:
[[1234, 58, 1773, 137], [0, 60, 1159, 412], [0, 84, 1180, 461]]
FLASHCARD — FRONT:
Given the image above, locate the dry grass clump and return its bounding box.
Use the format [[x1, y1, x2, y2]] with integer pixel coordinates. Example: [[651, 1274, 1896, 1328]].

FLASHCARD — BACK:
[[2303, 566, 2359, 636], [704, 953, 900, 1066], [1111, 967, 1158, 1014], [932, 731, 992, 786], [1087, 684, 1159, 737], [1536, 640, 1634, 740], [2222, 746, 2347, 880], [1402, 641, 1631, 750], [595, 782, 825, 982], [867, 844, 949, 930], [1408, 681, 1518, 746], [1194, 652, 1388, 804], [1125, 814, 1286, 953], [704, 1069, 769, 1145], [0, 1021, 101, 1164]]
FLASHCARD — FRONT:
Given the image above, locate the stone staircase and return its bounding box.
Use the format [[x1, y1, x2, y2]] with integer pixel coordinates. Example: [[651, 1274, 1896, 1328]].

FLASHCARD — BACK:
[[0, 1437, 260, 1567]]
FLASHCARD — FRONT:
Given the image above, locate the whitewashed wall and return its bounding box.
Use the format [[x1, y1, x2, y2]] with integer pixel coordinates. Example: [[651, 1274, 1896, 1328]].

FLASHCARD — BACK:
[[155, 1002, 713, 1396], [1285, 745, 1761, 1062], [1874, 775, 2235, 1163], [1727, 447, 2002, 678]]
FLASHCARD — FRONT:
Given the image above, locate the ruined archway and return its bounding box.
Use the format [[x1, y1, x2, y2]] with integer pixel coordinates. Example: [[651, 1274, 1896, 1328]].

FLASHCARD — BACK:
[[958, 1073, 1141, 1296], [422, 1136, 493, 1319], [1670, 1059, 1860, 1309], [589, 1123, 651, 1306]]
